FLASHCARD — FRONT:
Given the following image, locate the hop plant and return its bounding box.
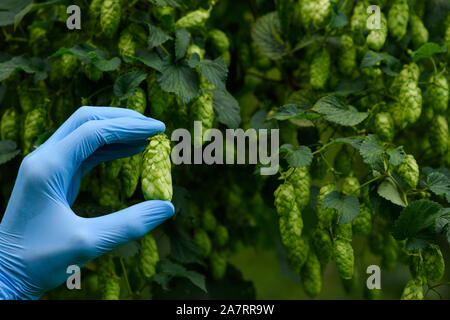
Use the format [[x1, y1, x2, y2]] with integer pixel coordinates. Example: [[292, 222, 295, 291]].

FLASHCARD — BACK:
[[176, 8, 211, 29], [141, 133, 173, 201], [190, 92, 214, 146], [98, 179, 122, 209], [429, 115, 449, 156], [274, 182, 297, 217], [100, 0, 121, 38], [312, 228, 333, 267], [97, 255, 120, 300], [388, 0, 409, 41], [61, 54, 78, 78], [279, 210, 303, 249], [102, 277, 121, 300], [202, 209, 217, 232], [118, 28, 135, 58], [350, 0, 368, 31], [374, 112, 395, 142], [121, 154, 142, 198], [367, 12, 387, 51], [342, 174, 360, 197], [301, 251, 322, 298], [210, 251, 227, 281], [423, 245, 445, 283], [399, 80, 422, 126], [310, 48, 330, 90], [396, 154, 419, 189], [286, 167, 311, 210], [83, 63, 103, 82], [338, 35, 357, 76], [287, 235, 310, 273], [410, 13, 429, 49], [147, 73, 174, 120], [1, 108, 20, 141], [401, 278, 424, 300], [214, 225, 229, 247], [23, 107, 47, 155], [208, 29, 230, 53], [381, 235, 398, 271], [316, 184, 338, 228], [352, 203, 372, 236], [140, 234, 159, 278], [334, 223, 353, 242], [126, 87, 147, 114], [333, 239, 354, 280], [426, 73, 449, 114], [300, 0, 331, 29], [334, 147, 353, 177], [103, 159, 124, 180], [194, 229, 212, 257]]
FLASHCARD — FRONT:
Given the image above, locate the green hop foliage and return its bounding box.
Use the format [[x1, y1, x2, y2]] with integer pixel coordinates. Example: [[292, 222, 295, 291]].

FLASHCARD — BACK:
[[83, 63, 103, 82], [97, 255, 120, 300], [350, 0, 368, 30], [310, 48, 330, 90], [301, 251, 322, 298], [391, 63, 420, 94], [147, 73, 174, 120], [1, 108, 20, 141], [429, 115, 449, 156], [300, 0, 331, 29], [352, 203, 372, 236], [202, 209, 217, 232], [279, 210, 303, 249], [208, 29, 230, 53], [194, 229, 212, 257], [98, 179, 122, 209], [126, 87, 147, 114], [367, 12, 387, 51], [103, 158, 124, 180], [426, 73, 449, 114], [274, 182, 297, 217], [214, 225, 229, 247], [210, 251, 227, 281], [190, 92, 214, 146], [176, 8, 210, 29], [23, 107, 47, 155], [342, 174, 360, 197], [53, 93, 74, 126], [381, 235, 398, 271], [312, 228, 333, 267], [338, 35, 357, 76], [118, 28, 135, 58], [102, 276, 120, 300], [333, 239, 354, 280], [388, 0, 409, 41], [423, 245, 445, 283], [286, 167, 311, 210], [334, 147, 353, 177], [89, 0, 103, 20], [61, 54, 78, 79], [410, 13, 429, 49], [399, 80, 422, 126], [401, 278, 424, 300], [374, 112, 394, 142], [18, 80, 47, 113], [341, 266, 358, 294], [121, 154, 142, 198], [140, 233, 159, 278], [316, 184, 338, 228], [334, 223, 353, 242], [100, 0, 121, 38], [364, 288, 382, 300], [29, 27, 49, 56], [187, 44, 205, 60], [142, 133, 173, 201], [396, 154, 419, 189], [286, 236, 310, 273]]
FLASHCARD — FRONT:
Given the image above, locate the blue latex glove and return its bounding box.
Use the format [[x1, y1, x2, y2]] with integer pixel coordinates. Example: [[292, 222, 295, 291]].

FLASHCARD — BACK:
[[0, 106, 175, 300]]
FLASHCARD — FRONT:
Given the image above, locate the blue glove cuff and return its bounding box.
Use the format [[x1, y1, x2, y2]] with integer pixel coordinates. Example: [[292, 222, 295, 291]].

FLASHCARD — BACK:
[[0, 273, 19, 300]]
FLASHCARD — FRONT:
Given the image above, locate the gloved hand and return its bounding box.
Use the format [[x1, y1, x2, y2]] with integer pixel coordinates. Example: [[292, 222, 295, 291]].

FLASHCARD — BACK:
[[0, 106, 174, 300]]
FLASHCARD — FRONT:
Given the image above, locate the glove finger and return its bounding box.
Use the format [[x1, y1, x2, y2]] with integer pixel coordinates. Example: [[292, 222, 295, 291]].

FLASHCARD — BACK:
[[87, 200, 174, 254], [55, 117, 165, 191], [42, 106, 150, 147]]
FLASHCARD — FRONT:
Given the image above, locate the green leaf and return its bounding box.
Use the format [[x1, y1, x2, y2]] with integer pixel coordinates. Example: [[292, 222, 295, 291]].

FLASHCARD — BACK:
[[0, 55, 43, 81], [251, 12, 286, 60], [151, 0, 181, 7], [330, 11, 348, 29], [393, 200, 443, 240], [250, 110, 278, 130], [175, 28, 190, 60], [334, 137, 364, 149], [405, 238, 430, 251], [158, 58, 199, 103], [0, 11, 15, 26], [159, 259, 206, 292], [134, 49, 163, 72], [0, 140, 20, 165], [0, 0, 31, 11], [387, 146, 405, 166], [113, 70, 147, 100], [212, 89, 241, 129], [266, 104, 317, 121], [198, 58, 228, 90], [110, 241, 139, 258], [360, 51, 399, 68], [334, 78, 366, 95], [426, 172, 450, 203], [377, 177, 407, 207], [284, 146, 313, 168], [322, 191, 360, 224], [13, 0, 60, 28], [88, 52, 121, 72], [148, 25, 172, 49], [313, 95, 368, 126], [411, 42, 447, 62], [359, 134, 384, 166]]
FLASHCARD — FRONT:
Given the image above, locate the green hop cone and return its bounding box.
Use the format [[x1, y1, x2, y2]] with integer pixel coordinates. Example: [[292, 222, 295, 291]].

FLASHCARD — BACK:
[[210, 251, 227, 281], [286, 236, 310, 273], [100, 0, 121, 38], [390, 63, 420, 94], [29, 27, 49, 56], [126, 87, 146, 114], [352, 203, 372, 236], [187, 44, 205, 60], [121, 154, 142, 198], [410, 13, 429, 49], [190, 92, 214, 146], [118, 29, 135, 58], [1, 108, 20, 141], [334, 146, 353, 177], [333, 239, 354, 280], [279, 210, 303, 249], [98, 179, 122, 209], [367, 12, 387, 51], [18, 80, 47, 113], [334, 223, 352, 242], [388, 0, 409, 41], [147, 73, 174, 120], [426, 73, 449, 114], [97, 254, 120, 300], [423, 245, 445, 283], [301, 251, 322, 298], [338, 35, 357, 76], [194, 229, 212, 257], [140, 233, 159, 278], [316, 184, 338, 228], [300, 0, 331, 29], [389, 102, 409, 130], [103, 158, 124, 180], [274, 182, 297, 217], [401, 279, 424, 300], [61, 54, 78, 78], [89, 0, 103, 20], [286, 167, 311, 210], [409, 251, 425, 280], [208, 29, 230, 53], [368, 230, 385, 255], [176, 8, 211, 29], [381, 235, 398, 271], [312, 228, 333, 267], [23, 107, 47, 155], [429, 115, 449, 156], [141, 133, 173, 201], [342, 174, 360, 197], [374, 112, 395, 142], [202, 209, 217, 232], [341, 266, 358, 294], [214, 225, 229, 247], [350, 0, 368, 30], [83, 63, 103, 82], [396, 154, 419, 189], [364, 288, 382, 300], [399, 80, 422, 125], [102, 276, 120, 300], [310, 48, 330, 90]]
